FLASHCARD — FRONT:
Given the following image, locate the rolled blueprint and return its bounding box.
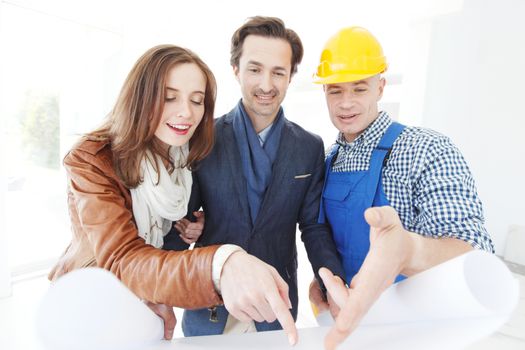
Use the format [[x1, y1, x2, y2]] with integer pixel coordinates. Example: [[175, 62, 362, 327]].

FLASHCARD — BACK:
[[35, 251, 519, 350], [361, 250, 519, 325], [168, 250, 520, 350], [36, 267, 164, 350]]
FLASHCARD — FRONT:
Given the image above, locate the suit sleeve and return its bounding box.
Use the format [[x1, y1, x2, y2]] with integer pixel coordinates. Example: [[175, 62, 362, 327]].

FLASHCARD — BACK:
[[163, 172, 202, 250], [187, 171, 204, 218], [64, 149, 222, 308], [298, 140, 346, 284]]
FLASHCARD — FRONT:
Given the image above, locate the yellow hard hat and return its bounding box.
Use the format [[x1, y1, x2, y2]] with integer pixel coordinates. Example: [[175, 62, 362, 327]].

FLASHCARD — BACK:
[[313, 26, 387, 84]]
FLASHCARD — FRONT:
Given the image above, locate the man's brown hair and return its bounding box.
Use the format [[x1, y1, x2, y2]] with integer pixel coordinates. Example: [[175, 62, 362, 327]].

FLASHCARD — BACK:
[[230, 16, 304, 76]]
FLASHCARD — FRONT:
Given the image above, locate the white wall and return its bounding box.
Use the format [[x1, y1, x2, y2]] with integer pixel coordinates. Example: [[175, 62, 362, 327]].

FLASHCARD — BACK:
[[0, 146, 10, 298], [0, 0, 12, 298], [402, 0, 525, 253]]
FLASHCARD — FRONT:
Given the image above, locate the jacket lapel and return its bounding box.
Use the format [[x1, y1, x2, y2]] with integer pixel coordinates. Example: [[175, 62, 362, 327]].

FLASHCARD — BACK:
[[253, 120, 297, 229], [222, 111, 252, 228]]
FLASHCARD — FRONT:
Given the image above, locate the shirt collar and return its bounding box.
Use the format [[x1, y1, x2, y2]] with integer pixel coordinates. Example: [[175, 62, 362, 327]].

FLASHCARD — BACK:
[[336, 111, 392, 150], [257, 122, 274, 146]]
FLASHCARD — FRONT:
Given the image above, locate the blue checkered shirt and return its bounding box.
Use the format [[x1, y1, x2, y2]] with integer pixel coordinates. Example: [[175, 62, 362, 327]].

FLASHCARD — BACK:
[[328, 111, 494, 252]]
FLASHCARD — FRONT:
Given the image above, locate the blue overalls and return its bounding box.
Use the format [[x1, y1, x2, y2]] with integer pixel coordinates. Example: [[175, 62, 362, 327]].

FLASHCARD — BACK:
[[319, 122, 406, 284]]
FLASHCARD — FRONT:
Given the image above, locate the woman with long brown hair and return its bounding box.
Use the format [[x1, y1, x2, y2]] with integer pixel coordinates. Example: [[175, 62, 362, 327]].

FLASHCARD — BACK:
[[48, 44, 297, 342]]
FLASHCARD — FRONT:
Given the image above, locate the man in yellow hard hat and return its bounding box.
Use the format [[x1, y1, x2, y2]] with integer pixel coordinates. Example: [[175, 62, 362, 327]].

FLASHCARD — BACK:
[[308, 26, 495, 349]]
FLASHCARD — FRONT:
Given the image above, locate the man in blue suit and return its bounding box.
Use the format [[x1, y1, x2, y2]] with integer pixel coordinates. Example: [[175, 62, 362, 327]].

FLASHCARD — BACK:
[[176, 16, 345, 337]]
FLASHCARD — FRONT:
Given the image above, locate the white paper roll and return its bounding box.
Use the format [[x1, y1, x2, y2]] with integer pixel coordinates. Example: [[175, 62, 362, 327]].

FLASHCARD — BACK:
[[36, 267, 164, 350], [361, 250, 520, 325], [315, 251, 519, 329]]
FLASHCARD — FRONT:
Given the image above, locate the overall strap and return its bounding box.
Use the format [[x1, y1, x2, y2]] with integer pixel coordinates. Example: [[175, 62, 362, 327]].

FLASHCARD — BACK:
[[318, 146, 339, 224], [366, 122, 406, 203]]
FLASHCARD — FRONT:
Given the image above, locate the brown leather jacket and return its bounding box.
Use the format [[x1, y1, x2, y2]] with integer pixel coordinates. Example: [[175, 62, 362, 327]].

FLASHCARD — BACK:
[[49, 138, 222, 309]]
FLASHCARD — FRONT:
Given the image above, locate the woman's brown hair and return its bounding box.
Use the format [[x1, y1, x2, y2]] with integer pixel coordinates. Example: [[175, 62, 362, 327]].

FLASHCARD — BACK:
[[89, 45, 216, 188]]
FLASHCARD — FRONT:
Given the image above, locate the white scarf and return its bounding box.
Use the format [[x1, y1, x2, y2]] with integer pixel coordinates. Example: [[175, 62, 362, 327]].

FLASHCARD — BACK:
[[130, 145, 192, 248]]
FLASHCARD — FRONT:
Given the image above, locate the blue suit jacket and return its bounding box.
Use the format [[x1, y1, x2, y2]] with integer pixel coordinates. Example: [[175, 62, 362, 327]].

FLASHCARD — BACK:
[[164, 107, 344, 336]]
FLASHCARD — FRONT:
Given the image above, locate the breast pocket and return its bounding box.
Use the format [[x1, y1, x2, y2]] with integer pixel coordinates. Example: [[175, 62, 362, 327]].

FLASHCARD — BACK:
[[284, 170, 314, 204], [293, 173, 312, 179], [322, 181, 352, 249], [323, 181, 352, 207]]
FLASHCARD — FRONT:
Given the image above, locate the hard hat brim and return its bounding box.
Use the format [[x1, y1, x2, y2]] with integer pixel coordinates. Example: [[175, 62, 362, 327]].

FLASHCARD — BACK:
[[312, 71, 382, 85]]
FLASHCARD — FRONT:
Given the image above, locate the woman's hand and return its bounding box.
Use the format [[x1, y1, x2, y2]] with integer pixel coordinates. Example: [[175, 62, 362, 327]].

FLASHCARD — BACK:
[[144, 301, 177, 340], [220, 251, 298, 346]]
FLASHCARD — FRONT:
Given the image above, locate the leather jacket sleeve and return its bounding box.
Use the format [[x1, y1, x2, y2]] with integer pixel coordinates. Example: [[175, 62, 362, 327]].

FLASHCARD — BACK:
[[52, 145, 222, 309]]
